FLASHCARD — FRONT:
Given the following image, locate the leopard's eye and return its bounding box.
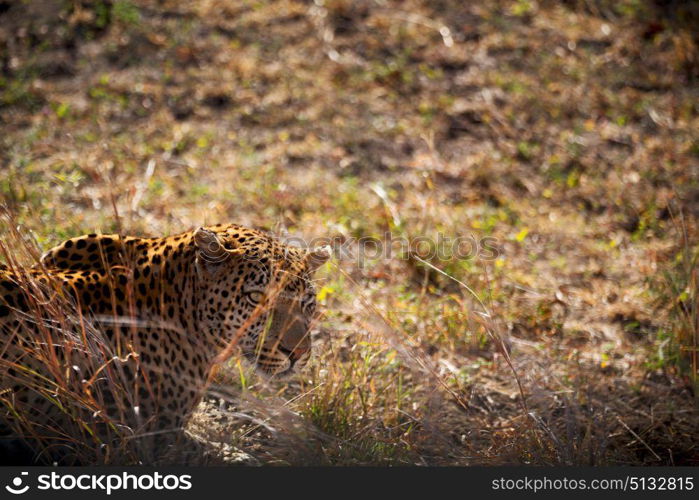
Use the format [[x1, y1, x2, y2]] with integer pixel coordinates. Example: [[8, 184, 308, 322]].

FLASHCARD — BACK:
[[245, 290, 264, 304]]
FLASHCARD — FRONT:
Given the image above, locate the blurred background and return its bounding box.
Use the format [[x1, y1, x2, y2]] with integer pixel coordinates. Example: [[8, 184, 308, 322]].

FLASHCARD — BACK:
[[1, 0, 698, 465]]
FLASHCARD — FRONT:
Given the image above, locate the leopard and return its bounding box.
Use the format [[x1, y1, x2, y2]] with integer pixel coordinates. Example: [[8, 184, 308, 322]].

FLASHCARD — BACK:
[[0, 223, 331, 463]]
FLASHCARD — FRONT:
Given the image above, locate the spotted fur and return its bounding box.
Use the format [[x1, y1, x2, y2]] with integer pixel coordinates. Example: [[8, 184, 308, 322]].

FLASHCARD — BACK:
[[0, 224, 330, 460]]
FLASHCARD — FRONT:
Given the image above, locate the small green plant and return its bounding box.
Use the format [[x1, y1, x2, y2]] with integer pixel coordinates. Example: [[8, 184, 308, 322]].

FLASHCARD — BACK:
[[112, 0, 140, 26], [652, 213, 698, 391]]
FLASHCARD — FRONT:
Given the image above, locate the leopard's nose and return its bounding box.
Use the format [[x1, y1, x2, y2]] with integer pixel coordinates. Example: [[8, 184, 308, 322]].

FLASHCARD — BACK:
[[292, 346, 309, 359], [278, 344, 306, 360]]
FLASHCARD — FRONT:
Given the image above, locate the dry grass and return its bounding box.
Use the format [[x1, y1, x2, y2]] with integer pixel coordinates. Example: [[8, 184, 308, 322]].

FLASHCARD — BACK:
[[0, 218, 140, 465], [1, 0, 699, 465]]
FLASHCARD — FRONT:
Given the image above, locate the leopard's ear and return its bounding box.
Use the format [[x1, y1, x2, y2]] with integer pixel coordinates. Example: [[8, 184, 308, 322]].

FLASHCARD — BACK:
[[306, 245, 332, 272], [194, 228, 229, 265]]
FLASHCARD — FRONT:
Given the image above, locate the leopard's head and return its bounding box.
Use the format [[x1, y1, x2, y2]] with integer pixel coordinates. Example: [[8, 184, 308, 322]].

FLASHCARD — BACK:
[[193, 225, 330, 376]]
